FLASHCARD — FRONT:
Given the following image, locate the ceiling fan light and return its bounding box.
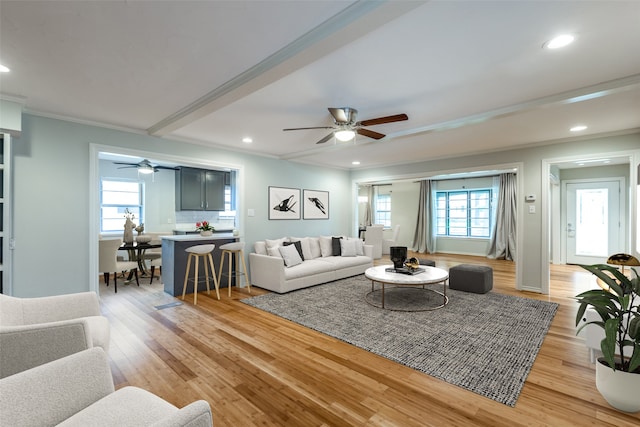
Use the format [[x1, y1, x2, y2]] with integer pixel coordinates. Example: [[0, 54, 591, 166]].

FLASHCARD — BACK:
[[138, 164, 154, 174], [335, 129, 355, 142], [545, 34, 574, 49]]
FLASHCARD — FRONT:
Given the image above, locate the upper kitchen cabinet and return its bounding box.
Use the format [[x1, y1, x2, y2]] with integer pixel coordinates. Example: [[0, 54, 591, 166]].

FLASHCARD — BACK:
[[175, 167, 226, 211]]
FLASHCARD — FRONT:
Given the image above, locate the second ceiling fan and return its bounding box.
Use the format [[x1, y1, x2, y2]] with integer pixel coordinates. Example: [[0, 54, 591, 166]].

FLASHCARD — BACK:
[[283, 107, 408, 144]]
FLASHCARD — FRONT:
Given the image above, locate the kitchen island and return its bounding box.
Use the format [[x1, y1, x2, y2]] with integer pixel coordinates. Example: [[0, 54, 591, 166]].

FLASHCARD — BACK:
[[161, 234, 240, 297]]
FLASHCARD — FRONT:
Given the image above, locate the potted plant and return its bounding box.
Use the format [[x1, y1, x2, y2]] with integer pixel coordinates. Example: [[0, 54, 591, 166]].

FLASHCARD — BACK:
[[195, 221, 215, 237], [575, 258, 640, 413]]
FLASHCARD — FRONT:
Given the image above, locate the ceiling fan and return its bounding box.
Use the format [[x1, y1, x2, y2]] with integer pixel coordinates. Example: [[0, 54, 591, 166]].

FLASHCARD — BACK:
[[283, 107, 408, 144], [113, 159, 178, 174]]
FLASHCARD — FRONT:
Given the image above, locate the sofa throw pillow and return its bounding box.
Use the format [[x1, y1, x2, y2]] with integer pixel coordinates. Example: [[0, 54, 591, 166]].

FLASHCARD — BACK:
[[319, 236, 333, 257], [266, 237, 288, 248], [340, 238, 357, 257], [308, 237, 322, 259], [278, 244, 303, 267], [347, 237, 364, 256], [254, 241, 267, 255], [289, 237, 312, 260], [331, 236, 343, 256], [283, 241, 304, 261], [267, 246, 282, 258]]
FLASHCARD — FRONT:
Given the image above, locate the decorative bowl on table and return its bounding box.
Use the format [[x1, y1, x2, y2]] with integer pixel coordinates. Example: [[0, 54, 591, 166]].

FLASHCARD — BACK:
[[135, 235, 152, 244]]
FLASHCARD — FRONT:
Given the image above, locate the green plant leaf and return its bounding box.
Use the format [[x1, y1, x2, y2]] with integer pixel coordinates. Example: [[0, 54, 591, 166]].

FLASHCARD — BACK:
[[628, 344, 640, 373], [601, 318, 619, 369], [629, 316, 640, 340], [580, 264, 629, 297], [575, 303, 588, 327]]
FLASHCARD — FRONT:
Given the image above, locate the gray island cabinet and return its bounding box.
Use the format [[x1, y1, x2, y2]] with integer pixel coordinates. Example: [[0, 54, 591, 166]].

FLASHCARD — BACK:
[[161, 234, 239, 297]]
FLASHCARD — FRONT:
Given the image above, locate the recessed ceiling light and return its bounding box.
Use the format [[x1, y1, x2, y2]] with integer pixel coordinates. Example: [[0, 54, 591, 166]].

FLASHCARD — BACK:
[[570, 125, 587, 132], [352, 161, 360, 165], [0, 64, 10, 73], [544, 34, 575, 49], [242, 137, 253, 144]]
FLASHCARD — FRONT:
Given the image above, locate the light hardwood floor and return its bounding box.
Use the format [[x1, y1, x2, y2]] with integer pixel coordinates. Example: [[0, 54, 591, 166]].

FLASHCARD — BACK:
[[99, 253, 640, 426]]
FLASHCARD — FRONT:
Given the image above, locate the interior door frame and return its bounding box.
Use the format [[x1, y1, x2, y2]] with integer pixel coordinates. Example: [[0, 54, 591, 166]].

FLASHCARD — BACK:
[[89, 144, 245, 295], [541, 149, 640, 294], [561, 177, 625, 264]]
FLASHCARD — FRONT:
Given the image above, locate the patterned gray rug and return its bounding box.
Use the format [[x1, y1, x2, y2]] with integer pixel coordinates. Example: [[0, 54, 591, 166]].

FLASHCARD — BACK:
[[242, 274, 558, 407]]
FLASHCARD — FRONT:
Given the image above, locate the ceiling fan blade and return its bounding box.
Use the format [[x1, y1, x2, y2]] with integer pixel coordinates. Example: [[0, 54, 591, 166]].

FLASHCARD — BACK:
[[283, 126, 334, 131], [155, 166, 179, 170], [116, 165, 138, 169], [316, 133, 335, 144], [357, 128, 385, 140], [359, 113, 408, 127], [328, 107, 349, 123], [113, 161, 138, 166]]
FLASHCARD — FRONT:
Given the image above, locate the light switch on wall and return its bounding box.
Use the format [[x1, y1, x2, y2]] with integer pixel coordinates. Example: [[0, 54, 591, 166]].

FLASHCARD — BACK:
[[248, 208, 255, 217], [529, 205, 536, 214]]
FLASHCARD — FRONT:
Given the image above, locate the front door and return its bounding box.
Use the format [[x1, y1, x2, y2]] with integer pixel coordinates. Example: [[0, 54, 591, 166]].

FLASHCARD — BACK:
[[565, 179, 623, 264]]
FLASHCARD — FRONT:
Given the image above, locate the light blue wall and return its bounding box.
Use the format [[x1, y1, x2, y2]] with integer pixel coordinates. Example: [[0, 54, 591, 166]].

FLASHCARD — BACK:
[[12, 114, 351, 297], [10, 113, 640, 296], [351, 133, 640, 292]]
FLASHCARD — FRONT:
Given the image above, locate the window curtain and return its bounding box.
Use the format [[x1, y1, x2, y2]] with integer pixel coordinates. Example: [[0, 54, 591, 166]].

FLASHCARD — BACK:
[[364, 185, 374, 226], [487, 172, 517, 260], [412, 180, 435, 253]]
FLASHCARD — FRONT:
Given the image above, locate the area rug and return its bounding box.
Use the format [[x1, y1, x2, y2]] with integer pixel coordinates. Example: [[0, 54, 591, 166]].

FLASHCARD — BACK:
[[242, 275, 558, 407]]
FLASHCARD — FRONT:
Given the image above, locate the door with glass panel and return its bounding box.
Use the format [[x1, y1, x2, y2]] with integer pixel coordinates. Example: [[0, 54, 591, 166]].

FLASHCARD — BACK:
[[565, 179, 623, 264]]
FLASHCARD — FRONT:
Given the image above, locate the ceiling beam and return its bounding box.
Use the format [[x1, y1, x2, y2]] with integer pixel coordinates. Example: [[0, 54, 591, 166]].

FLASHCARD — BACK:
[[147, 0, 426, 137]]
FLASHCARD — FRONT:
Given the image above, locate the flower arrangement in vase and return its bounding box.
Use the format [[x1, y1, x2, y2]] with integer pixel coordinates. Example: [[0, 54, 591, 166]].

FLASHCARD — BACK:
[[123, 208, 136, 243], [195, 221, 215, 236]]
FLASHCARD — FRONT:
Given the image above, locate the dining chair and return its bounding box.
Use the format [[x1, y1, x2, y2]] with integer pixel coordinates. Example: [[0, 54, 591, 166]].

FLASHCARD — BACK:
[[365, 225, 384, 259], [149, 256, 162, 284], [141, 233, 165, 282], [98, 238, 139, 293], [382, 224, 401, 255]]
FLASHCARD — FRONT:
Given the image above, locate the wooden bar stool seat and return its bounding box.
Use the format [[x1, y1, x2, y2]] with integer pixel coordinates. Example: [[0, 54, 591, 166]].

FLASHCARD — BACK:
[[182, 244, 220, 305], [217, 242, 250, 297]]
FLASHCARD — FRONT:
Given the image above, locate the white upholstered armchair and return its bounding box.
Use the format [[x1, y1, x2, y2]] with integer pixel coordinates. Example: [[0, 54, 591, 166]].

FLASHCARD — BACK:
[[0, 292, 110, 379], [0, 347, 213, 426]]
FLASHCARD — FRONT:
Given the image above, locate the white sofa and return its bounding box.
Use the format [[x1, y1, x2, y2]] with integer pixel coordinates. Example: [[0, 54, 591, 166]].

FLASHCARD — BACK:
[[249, 236, 373, 293]]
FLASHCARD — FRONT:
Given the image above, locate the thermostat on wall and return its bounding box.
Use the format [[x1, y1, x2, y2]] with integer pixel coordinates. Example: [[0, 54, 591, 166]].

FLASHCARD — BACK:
[[525, 194, 536, 202]]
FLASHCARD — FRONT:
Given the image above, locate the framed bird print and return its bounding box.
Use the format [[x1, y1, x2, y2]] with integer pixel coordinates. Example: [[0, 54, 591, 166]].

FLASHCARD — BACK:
[[303, 189, 329, 220], [268, 186, 300, 220]]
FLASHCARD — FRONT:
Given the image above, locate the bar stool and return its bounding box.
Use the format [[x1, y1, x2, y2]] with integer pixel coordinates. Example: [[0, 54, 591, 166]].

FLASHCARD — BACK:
[[182, 244, 220, 305], [217, 242, 250, 297]]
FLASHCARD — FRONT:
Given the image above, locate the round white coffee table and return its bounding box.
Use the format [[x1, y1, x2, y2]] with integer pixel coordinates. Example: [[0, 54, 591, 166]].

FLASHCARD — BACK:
[[364, 265, 449, 311]]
